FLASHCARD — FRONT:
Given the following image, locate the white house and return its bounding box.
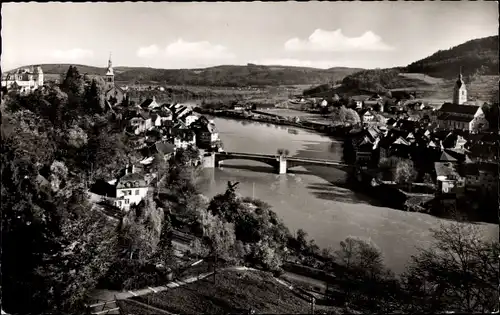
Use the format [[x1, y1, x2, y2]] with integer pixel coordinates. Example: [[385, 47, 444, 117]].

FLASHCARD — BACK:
[[129, 116, 153, 134], [114, 172, 149, 211], [2, 66, 44, 94], [320, 99, 328, 107], [184, 114, 199, 127], [173, 129, 196, 149], [361, 109, 375, 123]]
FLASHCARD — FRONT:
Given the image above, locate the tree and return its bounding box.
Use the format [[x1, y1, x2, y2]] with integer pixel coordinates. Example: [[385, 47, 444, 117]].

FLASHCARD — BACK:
[[401, 222, 499, 313], [276, 148, 290, 157], [394, 159, 417, 185], [199, 209, 237, 262], [84, 79, 105, 114], [61, 66, 85, 99], [333, 237, 399, 311], [333, 106, 361, 125]]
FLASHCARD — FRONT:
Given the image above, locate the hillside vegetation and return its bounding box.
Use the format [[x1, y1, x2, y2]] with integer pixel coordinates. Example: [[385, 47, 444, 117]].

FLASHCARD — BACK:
[[406, 35, 499, 78], [9, 64, 362, 87], [333, 36, 499, 101]]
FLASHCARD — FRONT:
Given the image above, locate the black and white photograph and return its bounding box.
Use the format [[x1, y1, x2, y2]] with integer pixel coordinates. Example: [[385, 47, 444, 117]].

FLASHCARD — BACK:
[[1, 1, 499, 314]]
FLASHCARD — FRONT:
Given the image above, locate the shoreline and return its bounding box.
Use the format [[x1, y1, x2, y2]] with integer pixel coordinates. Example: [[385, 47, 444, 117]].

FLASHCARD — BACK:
[[194, 107, 351, 138]]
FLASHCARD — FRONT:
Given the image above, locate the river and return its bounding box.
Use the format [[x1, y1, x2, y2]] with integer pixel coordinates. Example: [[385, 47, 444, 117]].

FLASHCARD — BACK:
[[197, 117, 499, 274]]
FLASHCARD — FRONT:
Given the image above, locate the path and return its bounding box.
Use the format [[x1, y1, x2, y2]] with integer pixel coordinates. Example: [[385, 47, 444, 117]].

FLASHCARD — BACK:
[[87, 266, 327, 314], [87, 266, 258, 305]]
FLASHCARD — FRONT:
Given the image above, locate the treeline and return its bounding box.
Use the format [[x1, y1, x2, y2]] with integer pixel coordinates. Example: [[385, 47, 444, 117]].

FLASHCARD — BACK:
[[114, 65, 362, 87], [12, 64, 362, 87], [406, 35, 499, 78]]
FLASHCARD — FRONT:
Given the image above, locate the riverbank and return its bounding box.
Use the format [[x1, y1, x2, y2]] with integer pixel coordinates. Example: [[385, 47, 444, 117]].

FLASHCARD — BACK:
[[194, 107, 353, 137]]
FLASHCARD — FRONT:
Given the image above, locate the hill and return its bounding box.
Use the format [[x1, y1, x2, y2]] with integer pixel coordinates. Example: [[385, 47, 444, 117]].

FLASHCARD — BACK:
[[406, 35, 498, 78], [8, 64, 363, 87], [325, 36, 499, 102]]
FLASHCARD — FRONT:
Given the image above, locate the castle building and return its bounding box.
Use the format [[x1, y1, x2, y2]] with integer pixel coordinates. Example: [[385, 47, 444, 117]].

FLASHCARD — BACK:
[[1, 66, 44, 94]]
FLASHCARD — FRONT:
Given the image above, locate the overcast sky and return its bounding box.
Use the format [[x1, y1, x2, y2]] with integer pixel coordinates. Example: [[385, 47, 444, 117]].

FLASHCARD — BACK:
[[2, 2, 497, 71]]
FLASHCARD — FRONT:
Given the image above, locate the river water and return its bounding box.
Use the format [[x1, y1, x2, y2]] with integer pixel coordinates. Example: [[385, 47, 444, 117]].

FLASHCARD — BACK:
[[197, 117, 499, 273]]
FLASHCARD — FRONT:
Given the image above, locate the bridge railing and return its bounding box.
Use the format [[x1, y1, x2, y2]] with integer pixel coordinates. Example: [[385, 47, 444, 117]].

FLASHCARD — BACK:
[[218, 152, 348, 165]]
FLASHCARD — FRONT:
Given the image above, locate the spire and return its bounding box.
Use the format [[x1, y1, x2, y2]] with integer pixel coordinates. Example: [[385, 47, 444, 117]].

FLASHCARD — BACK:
[[458, 66, 463, 81], [108, 52, 112, 68], [106, 52, 114, 76]]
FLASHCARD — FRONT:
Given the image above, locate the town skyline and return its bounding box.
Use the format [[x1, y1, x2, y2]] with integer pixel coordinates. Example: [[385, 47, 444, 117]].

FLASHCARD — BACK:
[[2, 2, 498, 71]]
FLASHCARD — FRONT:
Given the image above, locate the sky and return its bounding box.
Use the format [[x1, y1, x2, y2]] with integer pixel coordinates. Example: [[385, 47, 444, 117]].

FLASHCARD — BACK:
[[2, 2, 498, 71]]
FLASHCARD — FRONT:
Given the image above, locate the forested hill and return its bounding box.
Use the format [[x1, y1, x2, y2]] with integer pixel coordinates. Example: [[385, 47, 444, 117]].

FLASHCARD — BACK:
[[340, 35, 499, 94], [8, 64, 363, 87], [405, 35, 498, 78]]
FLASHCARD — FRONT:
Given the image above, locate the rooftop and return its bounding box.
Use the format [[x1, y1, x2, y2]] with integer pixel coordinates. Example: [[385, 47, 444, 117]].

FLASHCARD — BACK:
[[439, 103, 479, 115], [155, 141, 176, 155], [435, 162, 461, 179]]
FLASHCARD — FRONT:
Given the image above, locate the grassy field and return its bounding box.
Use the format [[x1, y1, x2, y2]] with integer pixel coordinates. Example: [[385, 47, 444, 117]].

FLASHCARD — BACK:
[[131, 269, 335, 314], [390, 73, 498, 103]]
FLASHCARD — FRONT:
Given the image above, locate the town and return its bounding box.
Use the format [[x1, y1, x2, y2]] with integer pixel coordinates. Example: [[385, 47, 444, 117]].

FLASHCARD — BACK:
[[1, 2, 498, 315]]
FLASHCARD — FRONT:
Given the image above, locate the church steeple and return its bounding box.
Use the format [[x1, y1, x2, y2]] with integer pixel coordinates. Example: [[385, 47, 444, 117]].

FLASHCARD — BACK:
[[453, 66, 467, 105], [105, 53, 114, 89], [106, 52, 114, 76]]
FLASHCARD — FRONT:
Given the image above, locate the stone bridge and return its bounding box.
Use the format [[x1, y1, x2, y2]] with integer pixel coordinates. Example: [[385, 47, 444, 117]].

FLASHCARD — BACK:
[[204, 152, 351, 174]]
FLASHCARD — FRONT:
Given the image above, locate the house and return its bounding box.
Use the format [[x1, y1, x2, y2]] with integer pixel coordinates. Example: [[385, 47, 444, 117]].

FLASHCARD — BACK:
[[350, 96, 365, 109], [194, 120, 219, 149], [355, 136, 375, 165], [363, 100, 384, 112], [155, 141, 176, 161], [463, 162, 497, 194], [320, 99, 328, 107], [141, 96, 161, 110], [129, 112, 152, 135], [437, 103, 488, 132], [113, 172, 149, 211], [184, 114, 199, 127], [434, 162, 465, 195], [2, 66, 44, 94], [151, 110, 173, 127], [172, 129, 196, 149], [361, 109, 375, 123]]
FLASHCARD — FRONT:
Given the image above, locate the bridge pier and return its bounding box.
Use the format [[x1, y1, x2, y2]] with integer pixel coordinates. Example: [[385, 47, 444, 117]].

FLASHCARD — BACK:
[[202, 152, 216, 168], [277, 157, 287, 174]]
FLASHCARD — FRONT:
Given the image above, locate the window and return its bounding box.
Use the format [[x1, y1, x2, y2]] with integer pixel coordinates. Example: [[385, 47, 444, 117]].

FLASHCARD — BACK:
[[135, 189, 139, 195], [118, 201, 122, 206], [125, 199, 129, 204]]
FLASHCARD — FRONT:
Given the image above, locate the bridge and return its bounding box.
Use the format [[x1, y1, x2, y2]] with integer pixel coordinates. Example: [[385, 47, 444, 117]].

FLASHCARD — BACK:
[[205, 152, 351, 174]]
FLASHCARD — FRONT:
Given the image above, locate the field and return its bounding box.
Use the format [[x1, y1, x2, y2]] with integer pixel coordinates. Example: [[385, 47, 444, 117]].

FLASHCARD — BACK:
[[390, 73, 498, 104], [130, 269, 335, 314]]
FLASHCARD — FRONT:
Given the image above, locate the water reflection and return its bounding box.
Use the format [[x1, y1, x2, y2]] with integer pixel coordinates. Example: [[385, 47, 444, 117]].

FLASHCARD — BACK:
[[198, 117, 499, 274]]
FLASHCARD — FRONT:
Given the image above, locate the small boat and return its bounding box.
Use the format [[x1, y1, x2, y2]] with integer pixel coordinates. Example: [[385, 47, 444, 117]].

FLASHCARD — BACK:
[[288, 128, 299, 135]]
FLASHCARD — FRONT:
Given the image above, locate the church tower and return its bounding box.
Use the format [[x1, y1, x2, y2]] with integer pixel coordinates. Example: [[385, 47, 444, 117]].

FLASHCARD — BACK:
[[452, 67, 467, 105], [105, 53, 114, 90]]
